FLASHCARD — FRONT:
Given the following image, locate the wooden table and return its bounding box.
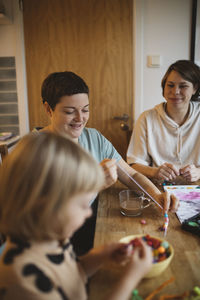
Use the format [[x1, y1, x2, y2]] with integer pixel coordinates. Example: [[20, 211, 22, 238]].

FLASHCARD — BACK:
[[88, 182, 200, 300]]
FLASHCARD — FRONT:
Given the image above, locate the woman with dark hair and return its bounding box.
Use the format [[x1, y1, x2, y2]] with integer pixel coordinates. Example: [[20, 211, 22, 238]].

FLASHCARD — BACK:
[[127, 60, 200, 183], [35, 71, 179, 256]]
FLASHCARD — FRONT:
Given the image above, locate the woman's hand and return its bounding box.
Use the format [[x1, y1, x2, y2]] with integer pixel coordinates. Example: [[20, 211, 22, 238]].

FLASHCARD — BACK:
[[155, 163, 179, 181], [157, 191, 179, 213], [180, 164, 200, 182], [100, 159, 118, 189]]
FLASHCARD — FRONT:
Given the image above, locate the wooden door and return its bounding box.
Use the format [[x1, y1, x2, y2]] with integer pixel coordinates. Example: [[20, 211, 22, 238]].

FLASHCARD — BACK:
[[23, 0, 133, 158]]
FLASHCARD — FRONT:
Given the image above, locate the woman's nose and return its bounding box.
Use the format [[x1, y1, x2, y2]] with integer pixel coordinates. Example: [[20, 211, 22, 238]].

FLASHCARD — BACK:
[[74, 111, 83, 121], [173, 86, 180, 95]]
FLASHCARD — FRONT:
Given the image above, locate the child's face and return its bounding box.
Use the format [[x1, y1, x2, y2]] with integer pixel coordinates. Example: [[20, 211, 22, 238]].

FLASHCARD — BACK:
[[62, 192, 95, 238], [48, 93, 89, 141]]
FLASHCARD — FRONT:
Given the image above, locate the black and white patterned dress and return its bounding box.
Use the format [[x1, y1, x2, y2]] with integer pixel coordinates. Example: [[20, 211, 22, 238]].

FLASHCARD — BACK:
[[0, 238, 87, 299]]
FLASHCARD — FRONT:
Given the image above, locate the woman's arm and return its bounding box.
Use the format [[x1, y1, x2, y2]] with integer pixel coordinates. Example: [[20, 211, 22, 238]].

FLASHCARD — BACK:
[[130, 163, 158, 179], [117, 159, 161, 200], [117, 158, 179, 212], [132, 162, 180, 181]]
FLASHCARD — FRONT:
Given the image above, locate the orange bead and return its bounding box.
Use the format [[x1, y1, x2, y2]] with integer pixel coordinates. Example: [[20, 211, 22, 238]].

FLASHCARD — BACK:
[[158, 246, 165, 254]]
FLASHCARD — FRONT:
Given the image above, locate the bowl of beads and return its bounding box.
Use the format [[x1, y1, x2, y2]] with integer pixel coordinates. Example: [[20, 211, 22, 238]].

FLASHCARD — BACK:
[[119, 234, 174, 278]]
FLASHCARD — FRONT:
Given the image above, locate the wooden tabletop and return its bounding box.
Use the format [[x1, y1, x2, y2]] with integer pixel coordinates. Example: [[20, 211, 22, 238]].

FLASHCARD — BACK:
[[88, 182, 200, 300]]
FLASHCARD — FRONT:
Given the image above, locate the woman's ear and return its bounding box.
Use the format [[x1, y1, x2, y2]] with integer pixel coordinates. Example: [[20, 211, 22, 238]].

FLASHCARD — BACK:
[[43, 101, 53, 117]]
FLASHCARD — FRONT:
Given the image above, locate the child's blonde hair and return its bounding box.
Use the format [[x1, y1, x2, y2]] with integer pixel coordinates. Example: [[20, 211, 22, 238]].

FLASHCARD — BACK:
[[0, 132, 104, 241]]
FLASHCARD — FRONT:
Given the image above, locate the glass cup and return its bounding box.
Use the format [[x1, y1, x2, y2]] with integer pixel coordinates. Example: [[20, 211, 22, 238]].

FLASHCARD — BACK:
[[119, 189, 151, 217]]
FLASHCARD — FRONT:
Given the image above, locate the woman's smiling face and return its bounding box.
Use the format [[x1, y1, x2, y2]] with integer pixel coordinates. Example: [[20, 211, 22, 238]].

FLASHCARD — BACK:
[[164, 70, 196, 108], [48, 93, 89, 140]]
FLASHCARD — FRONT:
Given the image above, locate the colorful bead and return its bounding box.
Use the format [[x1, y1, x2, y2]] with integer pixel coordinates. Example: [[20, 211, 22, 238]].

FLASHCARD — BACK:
[[158, 254, 166, 262], [147, 241, 153, 247], [153, 249, 159, 256], [128, 235, 171, 264], [161, 241, 169, 248], [158, 246, 165, 254], [140, 219, 146, 225], [193, 286, 200, 295], [159, 226, 165, 231]]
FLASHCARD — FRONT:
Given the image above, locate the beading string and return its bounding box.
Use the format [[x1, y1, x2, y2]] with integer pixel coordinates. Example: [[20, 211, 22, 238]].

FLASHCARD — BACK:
[[116, 163, 169, 236], [164, 211, 169, 236], [116, 163, 163, 209]]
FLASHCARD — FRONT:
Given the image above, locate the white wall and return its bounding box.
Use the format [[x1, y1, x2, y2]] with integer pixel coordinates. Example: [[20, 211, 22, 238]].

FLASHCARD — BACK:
[[0, 0, 29, 135], [134, 0, 192, 122], [195, 0, 200, 65]]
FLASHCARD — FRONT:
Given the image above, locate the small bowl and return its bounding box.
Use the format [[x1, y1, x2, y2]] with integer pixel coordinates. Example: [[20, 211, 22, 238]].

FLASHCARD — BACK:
[[120, 234, 174, 278]]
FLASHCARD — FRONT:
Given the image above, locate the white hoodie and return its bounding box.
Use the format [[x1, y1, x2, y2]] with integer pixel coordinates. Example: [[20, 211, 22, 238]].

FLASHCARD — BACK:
[[127, 101, 200, 170]]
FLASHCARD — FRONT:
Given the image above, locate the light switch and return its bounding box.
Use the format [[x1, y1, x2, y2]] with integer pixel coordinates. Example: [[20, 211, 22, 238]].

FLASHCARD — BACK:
[[147, 55, 161, 68]]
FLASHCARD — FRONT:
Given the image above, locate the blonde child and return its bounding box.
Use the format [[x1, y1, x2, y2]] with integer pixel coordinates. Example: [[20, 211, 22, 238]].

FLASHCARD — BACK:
[[0, 132, 152, 300]]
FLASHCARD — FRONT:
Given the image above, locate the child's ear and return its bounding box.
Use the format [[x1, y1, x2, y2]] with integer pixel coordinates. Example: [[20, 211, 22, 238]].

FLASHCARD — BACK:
[[43, 101, 53, 117]]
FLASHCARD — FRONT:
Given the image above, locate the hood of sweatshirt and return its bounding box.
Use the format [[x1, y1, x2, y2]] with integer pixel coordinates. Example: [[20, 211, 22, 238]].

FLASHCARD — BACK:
[[154, 101, 199, 165], [154, 101, 197, 129]]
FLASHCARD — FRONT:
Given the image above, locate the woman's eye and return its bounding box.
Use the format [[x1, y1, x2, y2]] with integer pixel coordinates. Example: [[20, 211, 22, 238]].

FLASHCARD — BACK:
[[180, 85, 188, 89], [82, 109, 89, 113], [64, 111, 74, 114], [167, 84, 174, 88]]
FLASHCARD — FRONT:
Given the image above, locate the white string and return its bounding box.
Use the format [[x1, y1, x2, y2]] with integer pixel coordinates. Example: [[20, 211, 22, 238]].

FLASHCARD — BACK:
[[117, 162, 163, 210]]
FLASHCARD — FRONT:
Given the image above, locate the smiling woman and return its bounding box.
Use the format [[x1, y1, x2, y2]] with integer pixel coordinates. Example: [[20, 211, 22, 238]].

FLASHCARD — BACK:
[[127, 60, 200, 183], [43, 94, 90, 140], [35, 71, 179, 256], [163, 71, 196, 125]]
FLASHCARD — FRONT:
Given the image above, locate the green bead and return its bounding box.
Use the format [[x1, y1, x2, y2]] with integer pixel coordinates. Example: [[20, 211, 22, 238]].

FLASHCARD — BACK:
[[188, 221, 199, 227], [132, 289, 138, 295], [193, 286, 200, 295], [132, 289, 144, 300]]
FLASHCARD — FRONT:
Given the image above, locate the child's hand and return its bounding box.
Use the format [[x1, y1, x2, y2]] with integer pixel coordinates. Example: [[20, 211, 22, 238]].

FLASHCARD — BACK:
[[79, 242, 133, 277], [104, 240, 152, 273], [80, 240, 152, 279], [110, 243, 134, 265], [119, 239, 152, 282], [104, 240, 153, 300], [100, 159, 118, 189]]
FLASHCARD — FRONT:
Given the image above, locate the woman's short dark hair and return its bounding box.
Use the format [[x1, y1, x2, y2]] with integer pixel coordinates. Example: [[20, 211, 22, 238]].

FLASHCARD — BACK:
[[41, 71, 89, 110], [161, 60, 200, 101]]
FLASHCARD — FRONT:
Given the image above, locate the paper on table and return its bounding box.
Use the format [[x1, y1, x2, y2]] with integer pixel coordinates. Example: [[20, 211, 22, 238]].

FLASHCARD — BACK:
[[163, 185, 200, 223]]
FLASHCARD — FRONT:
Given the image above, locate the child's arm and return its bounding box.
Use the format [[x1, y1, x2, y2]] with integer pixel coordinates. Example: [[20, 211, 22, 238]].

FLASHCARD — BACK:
[[79, 242, 130, 277], [79, 241, 152, 299], [104, 241, 152, 300]]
